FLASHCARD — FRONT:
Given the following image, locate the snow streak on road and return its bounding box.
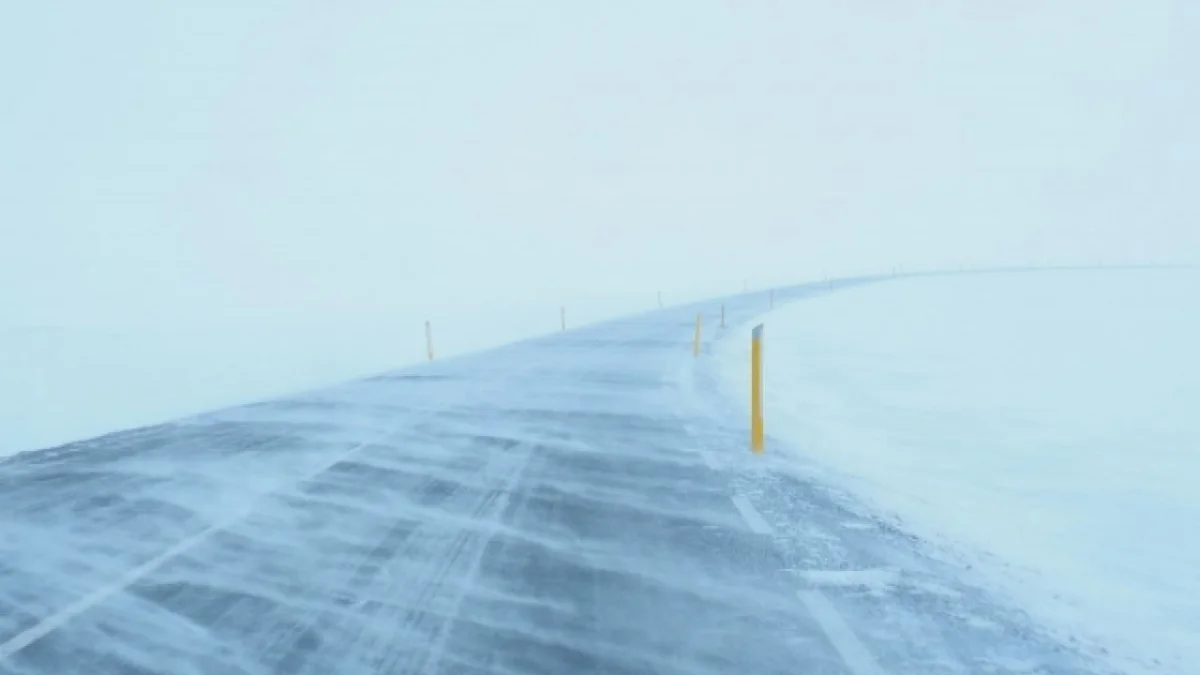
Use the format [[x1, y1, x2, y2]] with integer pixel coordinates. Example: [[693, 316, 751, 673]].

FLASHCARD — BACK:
[[0, 281, 1107, 674]]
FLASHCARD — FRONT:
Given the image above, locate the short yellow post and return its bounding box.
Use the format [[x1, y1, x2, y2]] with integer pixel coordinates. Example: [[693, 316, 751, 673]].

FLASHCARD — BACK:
[[693, 312, 703, 357], [425, 320, 435, 361], [750, 324, 765, 453]]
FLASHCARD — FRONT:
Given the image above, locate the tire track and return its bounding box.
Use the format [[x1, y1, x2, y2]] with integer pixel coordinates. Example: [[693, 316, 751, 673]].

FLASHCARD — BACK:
[[0, 353, 538, 661]]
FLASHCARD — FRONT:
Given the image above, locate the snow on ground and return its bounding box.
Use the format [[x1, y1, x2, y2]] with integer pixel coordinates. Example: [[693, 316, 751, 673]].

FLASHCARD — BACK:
[[0, 294, 675, 457], [716, 268, 1200, 675]]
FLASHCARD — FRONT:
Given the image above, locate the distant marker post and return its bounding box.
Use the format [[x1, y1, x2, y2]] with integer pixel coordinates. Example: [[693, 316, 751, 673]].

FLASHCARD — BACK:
[[425, 320, 435, 361], [693, 312, 703, 357]]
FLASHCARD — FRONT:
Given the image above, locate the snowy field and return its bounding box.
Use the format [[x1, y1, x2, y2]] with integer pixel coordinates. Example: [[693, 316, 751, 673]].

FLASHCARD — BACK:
[[717, 268, 1200, 675], [0, 295, 668, 457]]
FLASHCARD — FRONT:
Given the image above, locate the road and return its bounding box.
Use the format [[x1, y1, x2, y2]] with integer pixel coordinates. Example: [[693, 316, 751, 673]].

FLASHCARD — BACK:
[[0, 281, 1106, 674]]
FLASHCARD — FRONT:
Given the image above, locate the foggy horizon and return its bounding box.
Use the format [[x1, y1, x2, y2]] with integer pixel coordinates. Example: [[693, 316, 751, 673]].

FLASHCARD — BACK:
[[3, 2, 1198, 326]]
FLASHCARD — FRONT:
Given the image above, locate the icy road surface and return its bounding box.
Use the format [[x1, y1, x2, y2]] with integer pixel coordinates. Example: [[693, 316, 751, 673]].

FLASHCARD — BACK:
[[0, 280, 1105, 675]]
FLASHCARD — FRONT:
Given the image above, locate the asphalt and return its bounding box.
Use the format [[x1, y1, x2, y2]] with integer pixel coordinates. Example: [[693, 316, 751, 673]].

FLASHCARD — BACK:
[[0, 281, 1108, 675]]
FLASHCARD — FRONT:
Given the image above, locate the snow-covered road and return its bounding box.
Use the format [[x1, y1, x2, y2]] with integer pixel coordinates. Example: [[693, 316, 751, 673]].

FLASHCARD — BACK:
[[0, 280, 1104, 674]]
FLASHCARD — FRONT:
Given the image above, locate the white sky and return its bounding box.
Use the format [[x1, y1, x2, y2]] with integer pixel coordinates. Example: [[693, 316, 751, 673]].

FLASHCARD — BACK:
[[2, 2, 1197, 326]]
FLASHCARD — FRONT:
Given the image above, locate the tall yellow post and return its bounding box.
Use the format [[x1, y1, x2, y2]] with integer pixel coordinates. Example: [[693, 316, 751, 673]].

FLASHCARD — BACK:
[[693, 312, 703, 357], [425, 320, 435, 361], [750, 324, 764, 453]]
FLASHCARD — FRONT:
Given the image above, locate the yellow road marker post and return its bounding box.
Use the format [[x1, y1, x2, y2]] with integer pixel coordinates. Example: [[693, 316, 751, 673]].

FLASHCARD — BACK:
[[750, 323, 765, 453]]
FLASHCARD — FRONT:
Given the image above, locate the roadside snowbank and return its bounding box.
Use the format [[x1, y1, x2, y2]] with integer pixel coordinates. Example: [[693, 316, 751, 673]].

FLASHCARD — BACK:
[[717, 269, 1200, 675]]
